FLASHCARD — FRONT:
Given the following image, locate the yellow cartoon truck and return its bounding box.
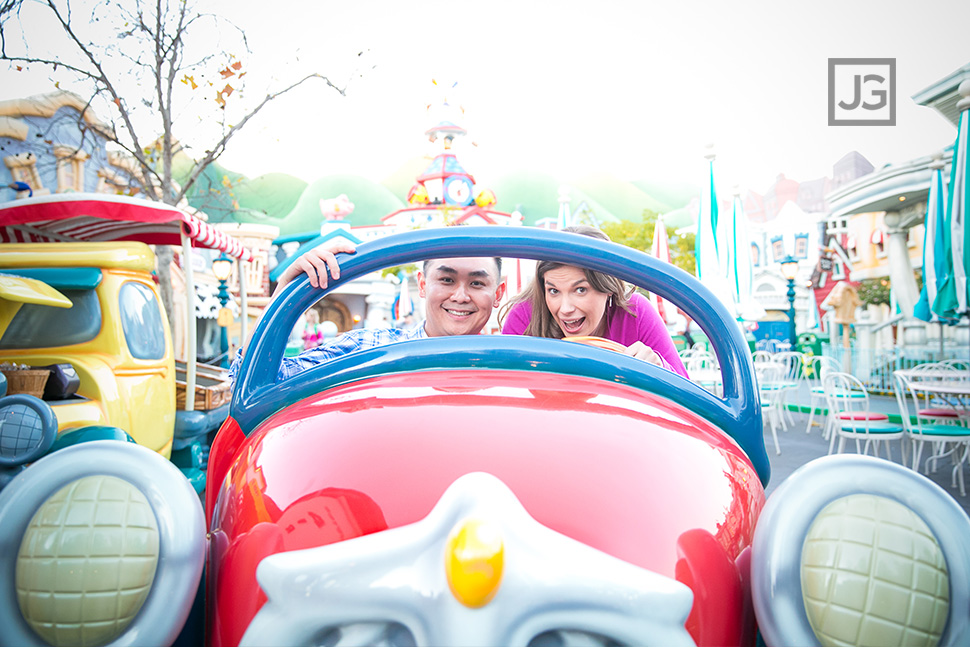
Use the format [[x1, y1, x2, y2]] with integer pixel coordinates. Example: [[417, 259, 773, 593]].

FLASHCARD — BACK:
[[0, 242, 176, 457]]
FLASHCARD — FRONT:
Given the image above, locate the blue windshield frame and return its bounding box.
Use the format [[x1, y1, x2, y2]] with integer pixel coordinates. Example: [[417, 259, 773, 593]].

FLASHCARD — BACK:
[[233, 226, 768, 484]]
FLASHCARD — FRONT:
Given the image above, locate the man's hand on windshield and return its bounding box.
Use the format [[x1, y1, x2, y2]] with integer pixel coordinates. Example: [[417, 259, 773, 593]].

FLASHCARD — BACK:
[[273, 240, 358, 295]]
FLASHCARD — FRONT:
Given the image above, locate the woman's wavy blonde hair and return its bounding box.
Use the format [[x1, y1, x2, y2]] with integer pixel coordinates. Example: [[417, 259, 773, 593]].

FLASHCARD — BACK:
[[498, 225, 635, 339]]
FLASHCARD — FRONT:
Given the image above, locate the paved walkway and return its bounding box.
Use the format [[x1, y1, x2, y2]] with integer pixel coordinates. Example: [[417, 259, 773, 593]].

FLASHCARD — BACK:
[[764, 382, 970, 518]]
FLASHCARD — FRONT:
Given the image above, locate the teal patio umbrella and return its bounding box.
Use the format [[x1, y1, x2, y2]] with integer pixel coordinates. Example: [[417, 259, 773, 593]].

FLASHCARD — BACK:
[[933, 80, 970, 321], [914, 154, 952, 356], [695, 149, 720, 285], [695, 148, 732, 314]]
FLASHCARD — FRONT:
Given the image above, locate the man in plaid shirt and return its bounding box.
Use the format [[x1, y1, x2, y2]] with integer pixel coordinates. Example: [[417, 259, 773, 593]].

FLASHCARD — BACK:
[[229, 241, 505, 386]]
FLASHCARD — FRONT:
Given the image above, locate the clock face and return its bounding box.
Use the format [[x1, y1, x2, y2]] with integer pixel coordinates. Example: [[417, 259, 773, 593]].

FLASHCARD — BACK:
[[444, 176, 473, 206]]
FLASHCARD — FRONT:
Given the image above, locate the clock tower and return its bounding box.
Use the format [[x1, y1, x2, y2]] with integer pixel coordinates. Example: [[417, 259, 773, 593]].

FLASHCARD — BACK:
[[415, 121, 476, 207], [384, 103, 515, 232]]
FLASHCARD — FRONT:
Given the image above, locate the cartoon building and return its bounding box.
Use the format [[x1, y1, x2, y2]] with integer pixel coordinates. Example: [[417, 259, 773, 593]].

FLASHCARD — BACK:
[[0, 90, 273, 365]]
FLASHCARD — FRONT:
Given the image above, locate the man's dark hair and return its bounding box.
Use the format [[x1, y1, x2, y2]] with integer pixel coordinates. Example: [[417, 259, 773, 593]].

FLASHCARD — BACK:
[[422, 257, 502, 280]]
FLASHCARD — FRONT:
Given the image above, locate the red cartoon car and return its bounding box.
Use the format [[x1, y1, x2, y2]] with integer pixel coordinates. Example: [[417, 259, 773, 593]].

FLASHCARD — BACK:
[[206, 226, 770, 646]]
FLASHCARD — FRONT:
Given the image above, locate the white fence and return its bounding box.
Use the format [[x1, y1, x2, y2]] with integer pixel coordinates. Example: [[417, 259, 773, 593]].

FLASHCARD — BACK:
[[820, 343, 970, 395]]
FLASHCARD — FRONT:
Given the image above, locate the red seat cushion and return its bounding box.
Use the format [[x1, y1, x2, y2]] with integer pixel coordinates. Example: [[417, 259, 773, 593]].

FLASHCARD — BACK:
[[836, 412, 889, 421], [919, 408, 959, 418]]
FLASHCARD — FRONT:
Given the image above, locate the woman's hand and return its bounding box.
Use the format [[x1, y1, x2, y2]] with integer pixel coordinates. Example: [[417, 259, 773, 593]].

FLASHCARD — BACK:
[[273, 239, 358, 295], [624, 341, 663, 367]]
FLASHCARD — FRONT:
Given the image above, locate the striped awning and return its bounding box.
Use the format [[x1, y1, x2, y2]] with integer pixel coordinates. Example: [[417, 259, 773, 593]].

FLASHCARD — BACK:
[[0, 193, 253, 262], [180, 215, 252, 261]]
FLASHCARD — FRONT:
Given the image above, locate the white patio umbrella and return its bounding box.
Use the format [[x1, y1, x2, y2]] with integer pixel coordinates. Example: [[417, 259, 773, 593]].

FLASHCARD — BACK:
[[933, 80, 970, 321], [725, 189, 766, 321], [649, 215, 674, 324]]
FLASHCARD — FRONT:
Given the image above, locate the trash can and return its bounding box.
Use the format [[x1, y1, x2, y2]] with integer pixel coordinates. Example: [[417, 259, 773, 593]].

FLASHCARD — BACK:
[[797, 332, 829, 376], [745, 329, 757, 354], [798, 332, 828, 356], [797, 333, 814, 355]]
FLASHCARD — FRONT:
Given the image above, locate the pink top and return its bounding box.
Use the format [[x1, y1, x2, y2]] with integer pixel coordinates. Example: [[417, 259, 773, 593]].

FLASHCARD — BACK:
[[303, 324, 325, 350], [501, 291, 688, 378]]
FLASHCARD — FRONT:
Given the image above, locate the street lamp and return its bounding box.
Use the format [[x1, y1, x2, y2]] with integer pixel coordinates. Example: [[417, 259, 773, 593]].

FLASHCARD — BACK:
[[211, 253, 234, 368], [780, 255, 799, 348]]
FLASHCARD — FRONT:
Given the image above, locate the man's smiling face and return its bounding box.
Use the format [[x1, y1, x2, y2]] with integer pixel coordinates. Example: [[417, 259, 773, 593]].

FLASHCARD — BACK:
[[417, 258, 505, 337]]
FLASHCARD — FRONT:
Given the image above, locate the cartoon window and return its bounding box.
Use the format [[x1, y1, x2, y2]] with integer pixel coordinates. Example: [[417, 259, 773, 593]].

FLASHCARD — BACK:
[[54, 146, 89, 192], [794, 234, 809, 260], [0, 289, 101, 349], [4, 153, 48, 196], [832, 260, 846, 280], [846, 235, 859, 262], [96, 168, 132, 194], [870, 229, 886, 257], [826, 217, 848, 234], [119, 282, 166, 360], [770, 236, 786, 262]]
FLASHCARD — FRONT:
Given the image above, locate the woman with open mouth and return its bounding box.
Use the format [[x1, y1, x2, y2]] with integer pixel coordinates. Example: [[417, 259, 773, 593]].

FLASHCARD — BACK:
[[500, 225, 687, 377]]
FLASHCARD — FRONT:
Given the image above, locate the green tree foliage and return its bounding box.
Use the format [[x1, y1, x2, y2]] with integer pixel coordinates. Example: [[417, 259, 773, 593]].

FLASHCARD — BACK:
[[602, 210, 696, 276], [602, 216, 654, 251], [857, 278, 891, 307], [857, 272, 924, 308]]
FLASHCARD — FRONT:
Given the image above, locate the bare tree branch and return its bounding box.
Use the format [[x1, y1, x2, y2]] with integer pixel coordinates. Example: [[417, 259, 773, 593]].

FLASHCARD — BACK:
[[173, 72, 346, 205], [1, 0, 352, 330], [2, 0, 348, 207]]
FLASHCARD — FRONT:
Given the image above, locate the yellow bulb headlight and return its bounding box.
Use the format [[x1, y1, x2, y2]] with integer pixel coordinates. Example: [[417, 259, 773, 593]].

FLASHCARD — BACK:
[[445, 517, 504, 608]]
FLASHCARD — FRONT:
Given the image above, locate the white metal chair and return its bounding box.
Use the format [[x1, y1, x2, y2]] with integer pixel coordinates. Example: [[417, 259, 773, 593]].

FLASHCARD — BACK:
[[770, 350, 804, 428], [893, 369, 970, 496], [824, 371, 903, 460], [906, 362, 966, 423], [686, 352, 720, 396], [751, 350, 774, 367], [805, 356, 841, 434], [756, 362, 784, 455], [939, 358, 970, 375]]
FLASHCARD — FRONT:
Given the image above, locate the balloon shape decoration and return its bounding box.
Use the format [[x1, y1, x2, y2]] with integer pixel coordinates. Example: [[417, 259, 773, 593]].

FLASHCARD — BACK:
[[475, 188, 496, 208], [407, 184, 430, 205]]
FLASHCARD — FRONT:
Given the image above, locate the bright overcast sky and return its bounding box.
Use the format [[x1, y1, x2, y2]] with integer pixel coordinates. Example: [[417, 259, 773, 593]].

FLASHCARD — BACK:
[[6, 0, 970, 196]]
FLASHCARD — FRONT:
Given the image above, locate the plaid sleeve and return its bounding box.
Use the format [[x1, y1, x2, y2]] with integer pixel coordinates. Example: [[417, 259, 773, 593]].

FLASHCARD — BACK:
[[227, 348, 244, 386], [277, 327, 424, 380], [230, 325, 428, 388]]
